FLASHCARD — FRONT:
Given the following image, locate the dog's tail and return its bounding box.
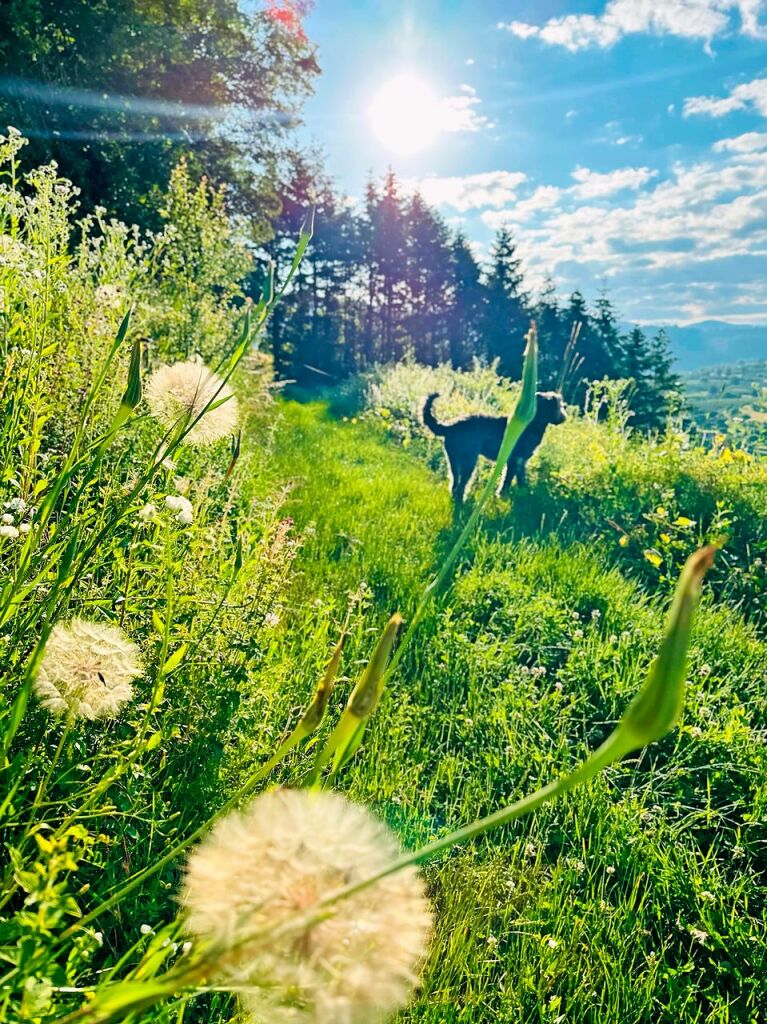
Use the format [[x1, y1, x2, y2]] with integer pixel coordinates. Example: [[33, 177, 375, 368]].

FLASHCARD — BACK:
[[422, 393, 447, 436]]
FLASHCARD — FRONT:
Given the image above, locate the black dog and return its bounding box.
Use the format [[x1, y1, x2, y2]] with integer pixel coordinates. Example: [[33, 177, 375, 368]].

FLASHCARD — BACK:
[[423, 391, 567, 503]]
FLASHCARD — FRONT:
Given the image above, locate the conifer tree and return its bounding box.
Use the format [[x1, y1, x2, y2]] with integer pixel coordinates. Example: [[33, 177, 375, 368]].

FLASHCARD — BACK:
[[482, 228, 529, 378], [449, 233, 486, 368], [405, 193, 453, 364]]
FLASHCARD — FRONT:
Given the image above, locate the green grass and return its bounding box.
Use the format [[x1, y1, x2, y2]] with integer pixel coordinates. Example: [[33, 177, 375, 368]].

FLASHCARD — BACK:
[[222, 394, 767, 1024]]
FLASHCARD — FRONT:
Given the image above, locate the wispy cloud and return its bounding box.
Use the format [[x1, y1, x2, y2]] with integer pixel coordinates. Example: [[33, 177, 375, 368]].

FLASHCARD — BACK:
[[571, 165, 657, 198], [713, 131, 767, 153], [684, 76, 767, 117], [409, 171, 527, 212], [499, 0, 766, 52], [439, 84, 493, 133]]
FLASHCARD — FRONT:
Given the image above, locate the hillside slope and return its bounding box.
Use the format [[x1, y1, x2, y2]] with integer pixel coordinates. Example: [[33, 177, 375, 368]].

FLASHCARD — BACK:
[[236, 395, 767, 1024]]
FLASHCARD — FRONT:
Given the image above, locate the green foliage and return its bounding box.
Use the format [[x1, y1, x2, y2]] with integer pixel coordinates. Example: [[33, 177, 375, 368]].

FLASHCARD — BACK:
[[0, 0, 319, 229]]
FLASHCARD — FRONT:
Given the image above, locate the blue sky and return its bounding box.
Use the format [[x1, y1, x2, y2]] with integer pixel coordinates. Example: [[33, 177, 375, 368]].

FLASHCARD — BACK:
[[299, 1, 767, 326]]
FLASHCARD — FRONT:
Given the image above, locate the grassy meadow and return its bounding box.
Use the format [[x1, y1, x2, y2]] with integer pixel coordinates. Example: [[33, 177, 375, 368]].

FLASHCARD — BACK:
[[1, 134, 766, 1024]]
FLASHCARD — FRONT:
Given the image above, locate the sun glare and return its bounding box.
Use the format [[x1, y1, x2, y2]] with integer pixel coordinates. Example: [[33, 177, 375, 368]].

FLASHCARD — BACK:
[[369, 73, 441, 156]]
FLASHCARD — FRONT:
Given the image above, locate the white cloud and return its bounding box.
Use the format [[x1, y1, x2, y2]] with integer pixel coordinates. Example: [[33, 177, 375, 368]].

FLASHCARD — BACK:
[[713, 131, 767, 153], [571, 165, 657, 198], [481, 186, 562, 229], [684, 76, 767, 117], [410, 171, 528, 212], [512, 156, 767, 282], [439, 84, 493, 133], [500, 0, 766, 51]]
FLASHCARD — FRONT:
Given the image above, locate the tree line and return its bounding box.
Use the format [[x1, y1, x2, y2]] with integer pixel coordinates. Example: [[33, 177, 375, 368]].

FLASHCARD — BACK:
[[262, 163, 679, 429]]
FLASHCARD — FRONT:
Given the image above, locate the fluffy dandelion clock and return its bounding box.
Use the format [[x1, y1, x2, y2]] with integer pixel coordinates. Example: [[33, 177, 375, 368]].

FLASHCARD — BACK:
[[145, 357, 238, 446], [182, 788, 433, 1024], [34, 618, 142, 720], [165, 494, 193, 526]]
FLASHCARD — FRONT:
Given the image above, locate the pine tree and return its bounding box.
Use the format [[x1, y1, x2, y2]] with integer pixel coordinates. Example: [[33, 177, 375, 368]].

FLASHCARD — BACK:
[[449, 233, 486, 368], [371, 171, 408, 362], [647, 328, 681, 425], [591, 291, 624, 380], [405, 193, 453, 364], [621, 325, 656, 430], [482, 228, 529, 378], [534, 277, 564, 388]]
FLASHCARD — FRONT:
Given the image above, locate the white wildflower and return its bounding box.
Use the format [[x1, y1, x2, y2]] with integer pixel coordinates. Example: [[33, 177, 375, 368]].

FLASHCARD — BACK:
[[690, 927, 708, 945], [573, 628, 584, 639], [33, 618, 142, 720], [137, 503, 157, 521], [605, 865, 616, 876], [0, 524, 19, 539], [145, 358, 239, 446], [140, 924, 153, 936], [699, 890, 716, 903], [4, 497, 27, 514], [699, 664, 711, 677], [182, 788, 432, 1024], [2, 513, 14, 524], [165, 494, 193, 526], [264, 611, 281, 628], [18, 523, 31, 536], [95, 283, 124, 310]]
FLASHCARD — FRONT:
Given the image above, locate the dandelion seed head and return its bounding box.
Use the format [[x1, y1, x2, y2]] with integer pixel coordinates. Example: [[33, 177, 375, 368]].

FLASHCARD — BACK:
[[34, 618, 142, 720], [0, 524, 19, 539], [165, 494, 194, 526], [137, 503, 157, 521], [145, 358, 239, 446], [182, 788, 433, 1024], [18, 523, 31, 535], [2, 513, 14, 524]]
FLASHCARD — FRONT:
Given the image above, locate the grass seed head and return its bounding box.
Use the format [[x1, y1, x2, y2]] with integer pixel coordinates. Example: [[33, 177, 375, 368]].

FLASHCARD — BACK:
[[145, 357, 239, 446], [33, 618, 142, 720], [182, 788, 432, 1024]]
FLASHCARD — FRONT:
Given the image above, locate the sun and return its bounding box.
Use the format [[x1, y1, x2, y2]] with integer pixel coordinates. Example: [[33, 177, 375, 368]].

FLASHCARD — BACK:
[[369, 73, 441, 156]]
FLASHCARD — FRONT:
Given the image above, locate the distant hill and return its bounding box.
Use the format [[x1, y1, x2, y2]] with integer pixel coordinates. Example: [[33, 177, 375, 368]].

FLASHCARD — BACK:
[[622, 320, 767, 371]]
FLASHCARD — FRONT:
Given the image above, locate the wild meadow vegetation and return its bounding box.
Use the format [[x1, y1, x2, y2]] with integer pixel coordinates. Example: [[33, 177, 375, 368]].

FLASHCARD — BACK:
[[1, 130, 766, 1024]]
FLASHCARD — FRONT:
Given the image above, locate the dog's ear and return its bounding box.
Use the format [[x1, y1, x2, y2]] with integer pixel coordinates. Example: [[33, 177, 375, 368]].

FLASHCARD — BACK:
[[538, 391, 567, 424]]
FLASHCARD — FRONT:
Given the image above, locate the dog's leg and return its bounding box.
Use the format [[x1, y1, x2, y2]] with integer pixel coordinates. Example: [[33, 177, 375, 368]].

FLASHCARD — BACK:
[[451, 468, 468, 504], [499, 458, 514, 494], [450, 451, 475, 505]]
